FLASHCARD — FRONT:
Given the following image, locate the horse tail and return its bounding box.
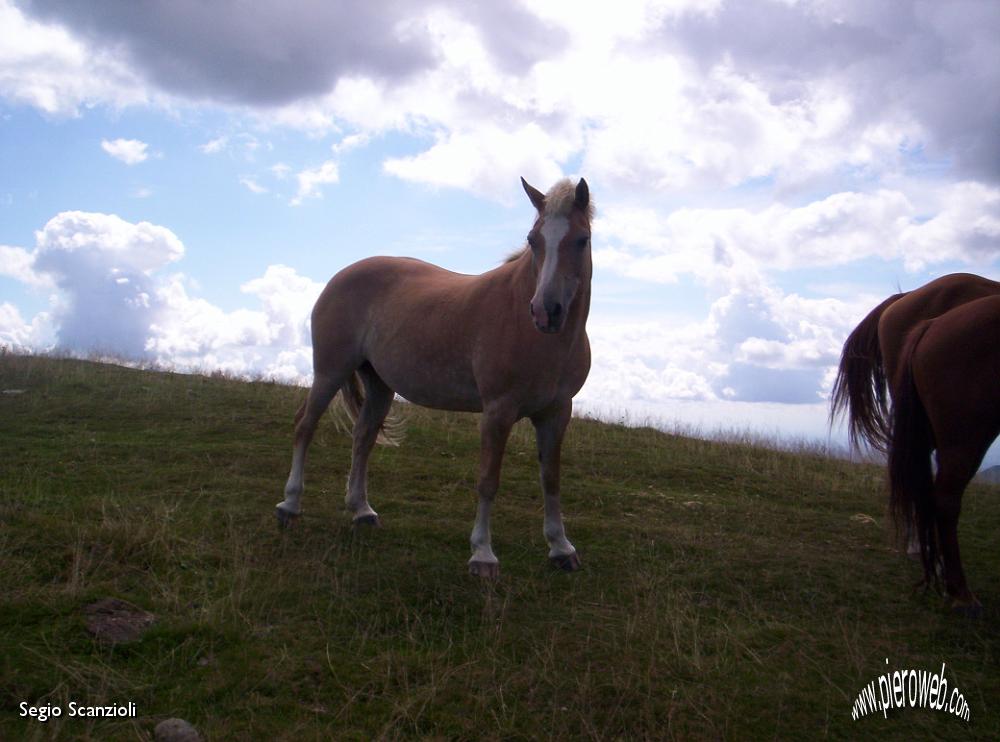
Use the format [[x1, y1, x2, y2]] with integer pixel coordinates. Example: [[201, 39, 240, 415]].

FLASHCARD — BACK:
[[337, 371, 405, 446], [830, 292, 906, 451], [887, 320, 937, 586]]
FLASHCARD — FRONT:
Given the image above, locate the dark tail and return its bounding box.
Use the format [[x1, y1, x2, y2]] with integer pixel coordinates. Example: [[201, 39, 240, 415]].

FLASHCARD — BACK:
[[338, 371, 404, 446], [830, 292, 906, 451], [887, 321, 937, 586]]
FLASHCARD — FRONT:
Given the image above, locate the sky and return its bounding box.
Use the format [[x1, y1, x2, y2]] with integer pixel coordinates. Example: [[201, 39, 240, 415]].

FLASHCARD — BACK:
[[1, 0, 999, 455]]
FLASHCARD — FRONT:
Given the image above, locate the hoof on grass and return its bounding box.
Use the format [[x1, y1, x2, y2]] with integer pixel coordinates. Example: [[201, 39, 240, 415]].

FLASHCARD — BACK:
[[549, 551, 581, 572], [352, 513, 381, 527], [469, 560, 500, 579], [275, 505, 301, 528], [951, 599, 983, 619]]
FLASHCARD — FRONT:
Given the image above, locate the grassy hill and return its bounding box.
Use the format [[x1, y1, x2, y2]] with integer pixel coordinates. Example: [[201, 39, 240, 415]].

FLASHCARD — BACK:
[[1, 352, 997, 740]]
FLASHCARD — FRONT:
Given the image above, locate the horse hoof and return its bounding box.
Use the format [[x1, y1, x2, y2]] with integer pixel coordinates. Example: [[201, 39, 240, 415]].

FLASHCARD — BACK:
[[352, 513, 380, 527], [951, 599, 983, 619], [549, 552, 581, 572], [469, 560, 500, 579], [275, 505, 300, 528]]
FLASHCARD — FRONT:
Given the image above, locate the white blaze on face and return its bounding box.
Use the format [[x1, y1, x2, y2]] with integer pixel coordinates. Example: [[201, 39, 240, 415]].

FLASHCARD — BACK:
[[537, 215, 569, 298]]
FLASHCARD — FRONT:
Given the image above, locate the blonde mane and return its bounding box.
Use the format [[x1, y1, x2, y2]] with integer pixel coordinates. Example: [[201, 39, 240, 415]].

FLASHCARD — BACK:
[[543, 178, 595, 221], [504, 178, 594, 263]]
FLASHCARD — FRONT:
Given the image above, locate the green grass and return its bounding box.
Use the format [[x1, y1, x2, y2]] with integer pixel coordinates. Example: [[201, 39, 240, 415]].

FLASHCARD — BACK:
[[1, 352, 997, 740]]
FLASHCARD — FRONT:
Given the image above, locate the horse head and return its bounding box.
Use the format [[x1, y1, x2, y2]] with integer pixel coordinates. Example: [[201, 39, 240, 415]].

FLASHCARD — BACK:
[[522, 176, 592, 334]]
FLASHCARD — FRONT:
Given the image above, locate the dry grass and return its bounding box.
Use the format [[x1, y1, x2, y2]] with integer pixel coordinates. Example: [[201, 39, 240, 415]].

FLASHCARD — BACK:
[[1, 352, 998, 740]]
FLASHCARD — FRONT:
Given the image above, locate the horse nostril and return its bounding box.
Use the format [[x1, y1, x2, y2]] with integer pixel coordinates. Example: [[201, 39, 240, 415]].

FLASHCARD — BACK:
[[551, 303, 563, 317]]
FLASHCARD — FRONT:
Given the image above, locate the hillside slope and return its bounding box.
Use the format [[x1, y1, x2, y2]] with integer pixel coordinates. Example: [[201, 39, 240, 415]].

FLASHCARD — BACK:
[[1, 353, 997, 740]]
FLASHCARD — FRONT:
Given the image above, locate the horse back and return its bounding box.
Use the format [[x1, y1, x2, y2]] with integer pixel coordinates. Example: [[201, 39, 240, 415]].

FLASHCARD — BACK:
[[879, 273, 1000, 387], [909, 294, 1000, 451]]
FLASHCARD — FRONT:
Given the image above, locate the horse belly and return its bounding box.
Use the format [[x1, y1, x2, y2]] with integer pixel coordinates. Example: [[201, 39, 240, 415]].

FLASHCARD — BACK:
[[369, 351, 483, 413]]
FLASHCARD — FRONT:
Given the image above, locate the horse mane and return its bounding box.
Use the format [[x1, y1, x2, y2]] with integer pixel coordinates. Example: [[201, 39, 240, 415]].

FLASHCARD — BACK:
[[543, 178, 595, 221], [503, 178, 594, 264], [504, 247, 528, 263]]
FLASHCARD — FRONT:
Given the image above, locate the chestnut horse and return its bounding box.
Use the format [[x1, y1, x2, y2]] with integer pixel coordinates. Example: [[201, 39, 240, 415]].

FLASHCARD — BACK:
[[277, 177, 594, 577], [888, 294, 1000, 615], [831, 272, 1000, 451]]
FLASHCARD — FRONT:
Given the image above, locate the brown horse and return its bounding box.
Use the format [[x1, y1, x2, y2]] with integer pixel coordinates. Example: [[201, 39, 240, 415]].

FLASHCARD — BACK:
[[888, 294, 1000, 615], [277, 177, 594, 577], [831, 273, 1000, 451]]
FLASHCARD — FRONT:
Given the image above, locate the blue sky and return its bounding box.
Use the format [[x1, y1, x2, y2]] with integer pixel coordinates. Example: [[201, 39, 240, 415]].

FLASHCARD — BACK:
[[1, 0, 999, 456]]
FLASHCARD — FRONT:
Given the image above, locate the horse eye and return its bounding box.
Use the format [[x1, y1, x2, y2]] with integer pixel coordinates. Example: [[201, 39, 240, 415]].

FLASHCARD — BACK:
[[527, 234, 538, 248], [577, 236, 590, 248]]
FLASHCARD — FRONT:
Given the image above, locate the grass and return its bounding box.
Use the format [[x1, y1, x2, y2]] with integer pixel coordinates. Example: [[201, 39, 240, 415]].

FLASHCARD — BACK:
[[0, 352, 998, 740]]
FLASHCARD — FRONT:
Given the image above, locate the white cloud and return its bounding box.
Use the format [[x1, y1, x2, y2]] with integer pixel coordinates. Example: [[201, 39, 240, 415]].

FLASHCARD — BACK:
[[0, 0, 149, 115], [595, 183, 1000, 290], [0, 244, 52, 289], [383, 123, 571, 201], [3, 210, 323, 382], [6, 0, 997, 195], [148, 265, 323, 382], [101, 138, 149, 165], [199, 135, 228, 154], [239, 176, 267, 194], [0, 302, 31, 349], [580, 277, 874, 409], [26, 211, 183, 356], [291, 160, 339, 205]]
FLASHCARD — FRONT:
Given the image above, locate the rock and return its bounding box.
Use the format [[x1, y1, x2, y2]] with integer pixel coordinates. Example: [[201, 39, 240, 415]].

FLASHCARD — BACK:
[[83, 597, 155, 644], [154, 718, 202, 742]]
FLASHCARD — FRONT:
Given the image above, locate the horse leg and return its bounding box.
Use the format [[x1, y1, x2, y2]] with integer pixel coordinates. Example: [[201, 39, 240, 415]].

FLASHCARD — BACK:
[[932, 446, 981, 615], [344, 366, 394, 526], [532, 400, 580, 571], [468, 406, 516, 578], [276, 371, 345, 525]]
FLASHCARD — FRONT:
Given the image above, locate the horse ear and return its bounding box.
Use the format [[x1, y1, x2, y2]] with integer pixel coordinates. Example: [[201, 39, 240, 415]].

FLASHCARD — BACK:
[[521, 177, 546, 212], [575, 178, 589, 212]]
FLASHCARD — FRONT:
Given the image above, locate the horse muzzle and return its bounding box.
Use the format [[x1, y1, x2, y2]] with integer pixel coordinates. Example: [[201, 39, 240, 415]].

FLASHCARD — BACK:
[[530, 299, 565, 334]]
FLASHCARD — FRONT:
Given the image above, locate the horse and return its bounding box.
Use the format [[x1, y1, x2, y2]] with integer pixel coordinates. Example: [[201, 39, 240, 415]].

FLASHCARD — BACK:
[[831, 273, 1000, 613], [888, 294, 1000, 616], [831, 273, 1000, 452], [276, 177, 594, 578]]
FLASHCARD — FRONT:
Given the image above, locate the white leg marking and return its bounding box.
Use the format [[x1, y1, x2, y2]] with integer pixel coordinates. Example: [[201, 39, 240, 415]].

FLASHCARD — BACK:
[[543, 494, 576, 558], [345, 470, 378, 521], [277, 444, 305, 515], [469, 496, 498, 566]]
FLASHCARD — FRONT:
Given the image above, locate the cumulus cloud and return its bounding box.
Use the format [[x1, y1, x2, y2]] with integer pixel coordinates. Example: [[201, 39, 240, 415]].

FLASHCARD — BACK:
[[0, 0, 148, 114], [4, 211, 323, 381], [4, 0, 999, 421], [27, 211, 182, 356], [0, 302, 27, 347], [581, 279, 873, 408], [291, 160, 339, 205], [657, 0, 1000, 182], [0, 244, 53, 288], [588, 180, 1000, 405], [14, 0, 560, 106], [595, 183, 1000, 289], [149, 265, 323, 381], [101, 137, 149, 164], [383, 123, 572, 200], [8, 0, 997, 196]]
